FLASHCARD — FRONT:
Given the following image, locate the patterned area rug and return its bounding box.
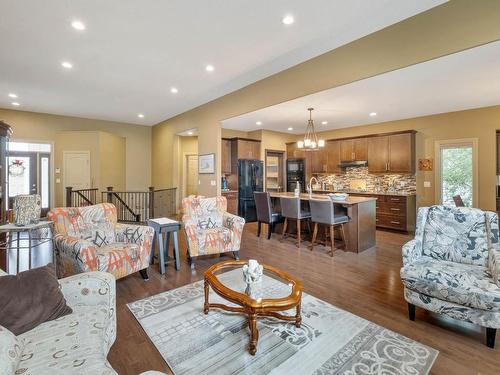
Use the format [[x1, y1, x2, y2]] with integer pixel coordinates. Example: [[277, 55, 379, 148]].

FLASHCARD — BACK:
[[128, 270, 438, 375]]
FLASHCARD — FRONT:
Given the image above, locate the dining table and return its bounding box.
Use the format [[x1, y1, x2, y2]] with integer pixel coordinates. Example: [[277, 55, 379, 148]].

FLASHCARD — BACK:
[[269, 192, 377, 253]]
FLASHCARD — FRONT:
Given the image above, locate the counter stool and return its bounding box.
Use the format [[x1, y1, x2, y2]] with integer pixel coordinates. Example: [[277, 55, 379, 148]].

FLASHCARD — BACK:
[[309, 199, 349, 256], [254, 192, 284, 239], [280, 196, 311, 248]]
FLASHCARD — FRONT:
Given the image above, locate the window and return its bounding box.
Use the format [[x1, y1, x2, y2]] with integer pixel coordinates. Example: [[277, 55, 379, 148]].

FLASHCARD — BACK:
[[435, 139, 478, 207]]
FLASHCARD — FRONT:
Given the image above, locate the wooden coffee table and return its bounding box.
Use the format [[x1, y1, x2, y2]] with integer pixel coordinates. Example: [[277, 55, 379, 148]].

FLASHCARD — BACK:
[[203, 260, 303, 355]]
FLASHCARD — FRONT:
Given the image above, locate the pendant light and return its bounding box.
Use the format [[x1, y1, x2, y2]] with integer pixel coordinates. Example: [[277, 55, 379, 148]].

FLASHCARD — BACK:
[[297, 108, 325, 150]]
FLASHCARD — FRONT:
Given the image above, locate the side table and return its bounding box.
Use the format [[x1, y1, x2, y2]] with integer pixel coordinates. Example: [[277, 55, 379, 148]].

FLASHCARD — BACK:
[[147, 218, 181, 275], [0, 221, 55, 275]]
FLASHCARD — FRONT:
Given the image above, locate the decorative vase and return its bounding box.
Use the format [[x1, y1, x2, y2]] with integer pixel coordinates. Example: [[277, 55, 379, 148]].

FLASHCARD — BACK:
[[13, 194, 41, 226], [242, 259, 263, 284]]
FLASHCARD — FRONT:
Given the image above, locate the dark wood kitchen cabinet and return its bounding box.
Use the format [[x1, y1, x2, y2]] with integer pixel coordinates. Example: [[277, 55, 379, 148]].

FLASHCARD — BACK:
[[221, 138, 232, 174], [326, 140, 340, 173], [340, 138, 367, 161], [367, 136, 389, 173], [367, 131, 415, 173], [311, 148, 328, 173]]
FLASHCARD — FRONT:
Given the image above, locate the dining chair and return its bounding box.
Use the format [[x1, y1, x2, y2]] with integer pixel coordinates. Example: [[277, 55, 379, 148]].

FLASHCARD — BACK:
[[309, 198, 349, 256], [254, 192, 283, 239], [279, 196, 311, 248]]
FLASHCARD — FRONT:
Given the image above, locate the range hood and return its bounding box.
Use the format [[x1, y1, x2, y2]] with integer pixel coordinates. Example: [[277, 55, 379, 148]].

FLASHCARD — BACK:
[[338, 160, 368, 168]]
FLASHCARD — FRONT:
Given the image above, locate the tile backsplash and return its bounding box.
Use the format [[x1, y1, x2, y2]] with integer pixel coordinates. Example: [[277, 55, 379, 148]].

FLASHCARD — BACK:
[[316, 167, 416, 194]]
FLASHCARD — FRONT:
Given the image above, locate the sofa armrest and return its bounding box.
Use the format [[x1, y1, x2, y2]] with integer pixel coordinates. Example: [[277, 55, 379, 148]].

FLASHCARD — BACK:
[[59, 271, 116, 353], [402, 239, 421, 266], [223, 212, 245, 251], [115, 223, 154, 266], [53, 234, 98, 272]]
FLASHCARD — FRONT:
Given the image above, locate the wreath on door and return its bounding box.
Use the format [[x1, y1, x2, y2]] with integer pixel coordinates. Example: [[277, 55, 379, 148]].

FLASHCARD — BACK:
[[9, 159, 25, 177]]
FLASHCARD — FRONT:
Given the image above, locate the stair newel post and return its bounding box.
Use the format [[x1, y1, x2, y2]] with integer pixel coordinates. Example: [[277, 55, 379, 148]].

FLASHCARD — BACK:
[[66, 186, 73, 207], [106, 186, 114, 203], [149, 186, 155, 220]]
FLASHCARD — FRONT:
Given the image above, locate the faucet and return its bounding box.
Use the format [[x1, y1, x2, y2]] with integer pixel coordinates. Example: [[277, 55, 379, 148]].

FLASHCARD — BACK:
[[307, 177, 319, 196]]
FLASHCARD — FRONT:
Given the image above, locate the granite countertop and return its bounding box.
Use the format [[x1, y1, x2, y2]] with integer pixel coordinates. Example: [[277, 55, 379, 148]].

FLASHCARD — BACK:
[[269, 192, 377, 205], [221, 190, 238, 193], [312, 189, 416, 197]]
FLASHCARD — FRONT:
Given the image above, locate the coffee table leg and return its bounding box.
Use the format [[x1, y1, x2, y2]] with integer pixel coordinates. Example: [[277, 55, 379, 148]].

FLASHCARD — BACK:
[[249, 313, 259, 355], [203, 278, 209, 314], [295, 300, 302, 328]]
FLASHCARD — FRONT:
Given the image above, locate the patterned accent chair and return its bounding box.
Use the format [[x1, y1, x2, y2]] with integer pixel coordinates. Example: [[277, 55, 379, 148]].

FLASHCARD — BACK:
[[48, 203, 154, 280], [0, 269, 118, 374], [182, 196, 245, 268], [400, 205, 500, 348]]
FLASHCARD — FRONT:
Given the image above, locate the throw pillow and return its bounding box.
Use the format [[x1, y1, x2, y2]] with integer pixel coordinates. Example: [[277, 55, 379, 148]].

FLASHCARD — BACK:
[[0, 325, 22, 374], [0, 264, 72, 335]]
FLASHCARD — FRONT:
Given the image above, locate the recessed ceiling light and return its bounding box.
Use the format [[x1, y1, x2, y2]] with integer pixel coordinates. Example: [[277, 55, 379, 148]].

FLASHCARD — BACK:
[[170, 87, 178, 94], [187, 131, 193, 135], [137, 113, 144, 118], [256, 121, 262, 125], [8, 93, 18, 98], [321, 121, 328, 125], [369, 112, 377, 117], [282, 15, 295, 25], [11, 102, 20, 107], [71, 20, 86, 31], [288, 127, 293, 131], [205, 64, 215, 72], [61, 61, 73, 69]]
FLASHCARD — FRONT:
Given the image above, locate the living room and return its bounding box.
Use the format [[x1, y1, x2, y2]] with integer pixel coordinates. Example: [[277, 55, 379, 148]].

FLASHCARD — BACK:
[[1, 1, 500, 374]]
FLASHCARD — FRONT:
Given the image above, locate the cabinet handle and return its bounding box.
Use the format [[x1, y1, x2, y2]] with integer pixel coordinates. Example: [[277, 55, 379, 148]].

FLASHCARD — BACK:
[[390, 198, 401, 201], [390, 208, 401, 211], [352, 152, 355, 160], [386, 162, 388, 171], [390, 221, 401, 224]]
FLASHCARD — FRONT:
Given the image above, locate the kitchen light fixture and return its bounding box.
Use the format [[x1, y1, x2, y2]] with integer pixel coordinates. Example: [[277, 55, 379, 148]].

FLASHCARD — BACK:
[[321, 121, 328, 125], [369, 112, 377, 117], [256, 121, 262, 125], [297, 108, 324, 151], [288, 127, 293, 131], [71, 20, 86, 30], [205, 64, 215, 72], [61, 61, 73, 69], [137, 113, 144, 118], [11, 102, 20, 106], [170, 87, 178, 94], [282, 15, 294, 25], [8, 93, 18, 98]]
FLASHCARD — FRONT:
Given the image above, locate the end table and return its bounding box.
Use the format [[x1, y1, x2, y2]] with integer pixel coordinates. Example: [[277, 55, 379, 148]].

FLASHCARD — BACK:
[[148, 218, 181, 275]]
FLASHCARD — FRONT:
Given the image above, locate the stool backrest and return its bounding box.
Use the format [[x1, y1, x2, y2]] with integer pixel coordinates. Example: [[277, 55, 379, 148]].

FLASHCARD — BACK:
[[310, 199, 348, 225], [280, 196, 301, 219], [254, 192, 272, 223]]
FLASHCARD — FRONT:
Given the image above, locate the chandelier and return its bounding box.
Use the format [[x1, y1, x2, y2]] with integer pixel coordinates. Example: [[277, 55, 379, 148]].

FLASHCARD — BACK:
[[297, 108, 325, 151]]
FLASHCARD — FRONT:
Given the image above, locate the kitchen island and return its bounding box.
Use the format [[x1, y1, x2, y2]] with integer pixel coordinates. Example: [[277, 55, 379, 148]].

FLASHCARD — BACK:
[[269, 192, 376, 253]]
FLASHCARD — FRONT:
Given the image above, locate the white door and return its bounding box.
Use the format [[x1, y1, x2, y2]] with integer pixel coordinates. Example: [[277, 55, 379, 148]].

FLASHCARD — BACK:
[[63, 151, 91, 205], [186, 154, 198, 196]]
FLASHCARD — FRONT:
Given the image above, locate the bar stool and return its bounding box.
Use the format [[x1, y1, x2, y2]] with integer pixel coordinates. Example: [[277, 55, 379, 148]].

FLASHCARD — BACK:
[[254, 192, 284, 239], [280, 196, 311, 248], [309, 198, 349, 256]]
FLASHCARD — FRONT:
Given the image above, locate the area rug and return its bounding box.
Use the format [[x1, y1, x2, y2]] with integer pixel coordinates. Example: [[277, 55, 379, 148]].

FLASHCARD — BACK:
[[127, 270, 438, 375]]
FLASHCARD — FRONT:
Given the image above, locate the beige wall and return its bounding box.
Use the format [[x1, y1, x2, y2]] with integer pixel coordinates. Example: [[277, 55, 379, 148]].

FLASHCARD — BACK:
[[152, 1, 500, 198], [99, 131, 126, 192], [304, 105, 500, 211], [0, 108, 151, 196]]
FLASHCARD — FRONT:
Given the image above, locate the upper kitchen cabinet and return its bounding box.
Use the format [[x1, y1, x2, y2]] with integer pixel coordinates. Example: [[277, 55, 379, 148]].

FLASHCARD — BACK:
[[326, 140, 340, 173], [286, 142, 305, 159], [311, 148, 328, 173], [367, 131, 415, 173], [388, 132, 415, 173], [234, 138, 261, 159], [221, 138, 232, 174], [340, 138, 367, 161]]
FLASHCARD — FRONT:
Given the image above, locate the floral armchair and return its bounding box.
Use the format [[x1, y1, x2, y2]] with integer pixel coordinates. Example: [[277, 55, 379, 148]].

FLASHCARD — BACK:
[[48, 203, 154, 280], [400, 205, 500, 348], [182, 196, 245, 268]]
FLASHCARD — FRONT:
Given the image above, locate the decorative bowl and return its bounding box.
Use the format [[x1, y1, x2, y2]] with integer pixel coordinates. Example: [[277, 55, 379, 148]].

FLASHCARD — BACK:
[[328, 192, 349, 201]]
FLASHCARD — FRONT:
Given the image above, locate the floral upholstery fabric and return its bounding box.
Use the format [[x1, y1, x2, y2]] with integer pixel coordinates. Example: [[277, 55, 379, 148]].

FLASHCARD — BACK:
[[48, 204, 154, 279], [401, 205, 500, 329], [182, 196, 245, 257], [0, 325, 22, 375], [0, 271, 118, 375]]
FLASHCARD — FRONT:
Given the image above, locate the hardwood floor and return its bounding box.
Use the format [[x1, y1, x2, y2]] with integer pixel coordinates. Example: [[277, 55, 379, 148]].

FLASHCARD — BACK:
[[3, 224, 499, 374]]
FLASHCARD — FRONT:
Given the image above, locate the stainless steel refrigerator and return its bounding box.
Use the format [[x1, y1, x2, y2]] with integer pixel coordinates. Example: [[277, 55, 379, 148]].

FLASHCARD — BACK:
[[238, 159, 263, 222]]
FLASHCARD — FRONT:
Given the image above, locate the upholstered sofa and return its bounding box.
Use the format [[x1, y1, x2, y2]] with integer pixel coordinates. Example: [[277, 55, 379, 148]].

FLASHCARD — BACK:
[[0, 270, 118, 374], [182, 196, 245, 268], [48, 203, 154, 280], [400, 205, 500, 348]]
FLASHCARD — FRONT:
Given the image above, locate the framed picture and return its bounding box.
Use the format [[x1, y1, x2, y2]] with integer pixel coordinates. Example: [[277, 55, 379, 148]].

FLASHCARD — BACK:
[[198, 153, 215, 174]]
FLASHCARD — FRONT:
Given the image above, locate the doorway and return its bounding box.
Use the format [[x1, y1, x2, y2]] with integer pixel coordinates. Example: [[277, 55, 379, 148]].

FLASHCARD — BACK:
[[265, 150, 284, 192], [186, 154, 198, 196], [63, 151, 91, 205], [435, 139, 478, 207], [7, 141, 52, 216]]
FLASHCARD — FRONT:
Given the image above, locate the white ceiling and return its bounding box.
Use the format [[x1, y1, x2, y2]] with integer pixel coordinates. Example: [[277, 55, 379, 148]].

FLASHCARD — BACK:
[[222, 40, 500, 134], [0, 0, 444, 125]]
